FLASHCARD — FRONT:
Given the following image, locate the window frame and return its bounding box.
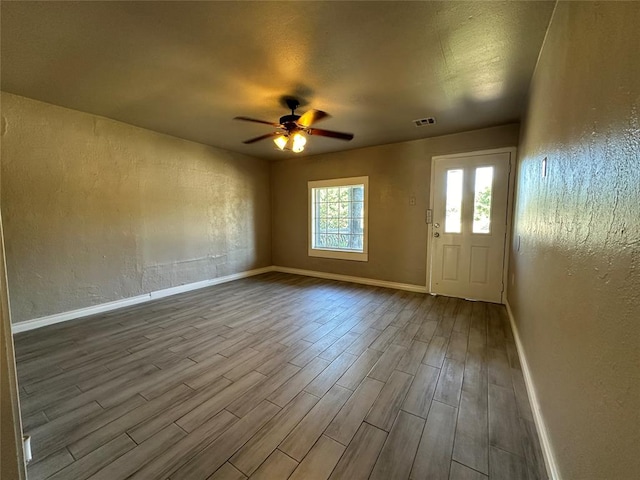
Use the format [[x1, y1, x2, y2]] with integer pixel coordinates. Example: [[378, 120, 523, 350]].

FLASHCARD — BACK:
[[308, 176, 369, 262]]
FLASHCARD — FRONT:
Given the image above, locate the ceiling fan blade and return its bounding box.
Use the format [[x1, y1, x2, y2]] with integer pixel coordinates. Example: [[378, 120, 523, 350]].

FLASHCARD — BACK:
[[234, 116, 282, 127], [243, 132, 281, 144], [297, 109, 330, 127], [307, 128, 354, 141]]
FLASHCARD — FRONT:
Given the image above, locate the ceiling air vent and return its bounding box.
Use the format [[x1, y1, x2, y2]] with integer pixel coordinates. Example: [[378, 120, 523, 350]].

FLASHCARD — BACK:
[[413, 117, 436, 127]]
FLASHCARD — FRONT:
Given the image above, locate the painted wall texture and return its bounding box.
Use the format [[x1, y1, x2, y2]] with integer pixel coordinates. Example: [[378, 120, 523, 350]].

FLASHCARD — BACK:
[[271, 124, 519, 286], [1, 93, 271, 323], [509, 2, 640, 478]]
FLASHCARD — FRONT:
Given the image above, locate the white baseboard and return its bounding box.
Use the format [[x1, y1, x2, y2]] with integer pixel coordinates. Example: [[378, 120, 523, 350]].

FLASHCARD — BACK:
[[11, 266, 274, 334], [505, 300, 561, 480], [11, 266, 427, 334], [271, 266, 428, 293]]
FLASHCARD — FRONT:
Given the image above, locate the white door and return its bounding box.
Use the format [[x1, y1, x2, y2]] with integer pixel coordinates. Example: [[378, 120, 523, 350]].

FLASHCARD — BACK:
[[429, 150, 512, 303]]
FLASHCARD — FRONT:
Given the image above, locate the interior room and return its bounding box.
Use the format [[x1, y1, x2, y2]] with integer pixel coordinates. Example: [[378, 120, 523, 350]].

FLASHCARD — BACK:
[[1, 1, 638, 480]]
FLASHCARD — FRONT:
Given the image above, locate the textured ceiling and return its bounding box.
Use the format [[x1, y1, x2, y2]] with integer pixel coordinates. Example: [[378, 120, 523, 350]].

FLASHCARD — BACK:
[[1, 1, 555, 160]]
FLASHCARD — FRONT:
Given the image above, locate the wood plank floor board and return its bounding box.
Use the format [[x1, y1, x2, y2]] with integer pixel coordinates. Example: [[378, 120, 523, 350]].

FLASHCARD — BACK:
[[287, 435, 345, 480], [138, 354, 227, 397], [280, 384, 352, 461], [487, 347, 512, 388], [227, 363, 301, 418], [170, 400, 280, 480], [452, 388, 489, 475], [43, 364, 159, 419], [68, 383, 194, 459], [20, 385, 83, 417], [98, 358, 198, 407], [325, 377, 385, 446], [246, 449, 298, 480], [27, 448, 74, 480], [305, 352, 358, 397], [452, 301, 473, 335], [127, 376, 233, 443], [229, 392, 319, 476], [389, 310, 414, 330], [506, 341, 522, 371], [328, 423, 387, 480], [290, 334, 340, 368], [410, 400, 458, 480], [369, 410, 424, 480], [367, 343, 407, 382], [47, 434, 137, 480], [446, 331, 469, 363], [22, 411, 50, 431], [434, 358, 465, 407], [15, 273, 545, 480], [189, 348, 260, 387], [512, 368, 535, 423], [267, 357, 330, 408], [519, 417, 548, 480], [415, 319, 439, 343], [489, 446, 529, 480], [38, 394, 146, 459], [345, 328, 383, 356], [396, 340, 429, 375], [74, 356, 166, 393], [402, 363, 440, 418], [28, 402, 105, 460], [22, 361, 109, 395], [449, 461, 489, 480], [128, 410, 238, 479], [177, 370, 267, 432], [391, 323, 420, 348], [423, 335, 449, 368], [88, 423, 186, 480], [488, 384, 525, 457], [208, 462, 247, 480], [318, 331, 361, 362], [462, 341, 488, 398], [368, 325, 399, 352], [221, 345, 287, 382], [255, 339, 314, 376], [336, 348, 382, 391], [364, 369, 413, 431]]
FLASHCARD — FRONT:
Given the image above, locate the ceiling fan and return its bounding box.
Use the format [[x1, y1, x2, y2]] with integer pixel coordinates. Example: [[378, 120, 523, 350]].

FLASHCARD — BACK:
[[234, 98, 354, 153]]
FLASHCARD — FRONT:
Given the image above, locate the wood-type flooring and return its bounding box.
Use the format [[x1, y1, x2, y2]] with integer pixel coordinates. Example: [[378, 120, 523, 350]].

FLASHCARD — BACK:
[[14, 272, 548, 480]]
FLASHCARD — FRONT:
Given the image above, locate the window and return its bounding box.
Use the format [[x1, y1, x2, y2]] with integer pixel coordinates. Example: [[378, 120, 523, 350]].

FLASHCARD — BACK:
[[444, 169, 463, 233], [472, 166, 493, 234], [309, 176, 368, 261]]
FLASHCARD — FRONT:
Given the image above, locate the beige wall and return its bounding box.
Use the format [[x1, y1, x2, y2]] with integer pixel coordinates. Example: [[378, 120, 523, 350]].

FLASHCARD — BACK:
[[271, 124, 519, 286], [1, 93, 271, 324], [509, 2, 640, 478]]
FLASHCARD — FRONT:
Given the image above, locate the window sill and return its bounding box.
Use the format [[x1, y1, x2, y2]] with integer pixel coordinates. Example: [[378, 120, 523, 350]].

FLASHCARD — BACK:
[[308, 248, 368, 262]]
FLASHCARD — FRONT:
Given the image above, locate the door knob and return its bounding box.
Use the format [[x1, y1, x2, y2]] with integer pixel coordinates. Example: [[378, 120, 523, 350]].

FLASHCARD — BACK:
[[433, 232, 440, 238]]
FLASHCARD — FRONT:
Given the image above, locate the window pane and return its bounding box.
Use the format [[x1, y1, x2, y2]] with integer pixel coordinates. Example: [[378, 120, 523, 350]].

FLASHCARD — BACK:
[[352, 202, 364, 219], [445, 169, 463, 233], [311, 183, 366, 253], [473, 167, 493, 234]]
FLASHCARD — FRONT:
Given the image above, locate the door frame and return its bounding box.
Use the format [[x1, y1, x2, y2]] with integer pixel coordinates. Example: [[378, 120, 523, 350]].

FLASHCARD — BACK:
[[426, 147, 517, 304]]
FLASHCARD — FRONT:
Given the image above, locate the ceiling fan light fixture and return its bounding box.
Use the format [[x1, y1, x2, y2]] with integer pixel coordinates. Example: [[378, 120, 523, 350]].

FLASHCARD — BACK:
[[292, 133, 307, 153], [273, 135, 288, 150], [236, 100, 353, 150]]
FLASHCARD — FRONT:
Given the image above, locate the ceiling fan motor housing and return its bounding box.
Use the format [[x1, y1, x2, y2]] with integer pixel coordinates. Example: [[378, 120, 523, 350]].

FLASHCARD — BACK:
[[279, 114, 301, 132]]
